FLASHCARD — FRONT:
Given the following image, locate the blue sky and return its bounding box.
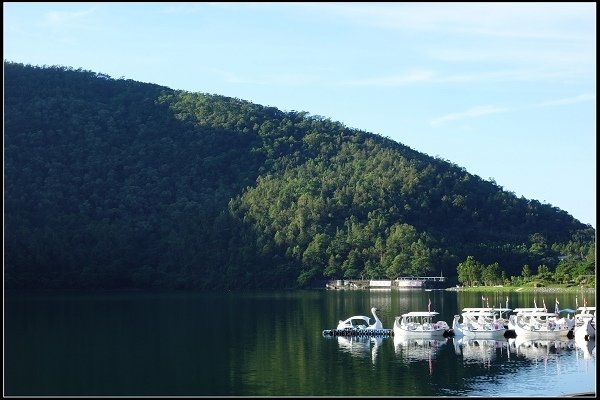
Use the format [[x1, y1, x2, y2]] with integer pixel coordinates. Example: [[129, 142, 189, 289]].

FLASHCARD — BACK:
[[4, 2, 596, 228]]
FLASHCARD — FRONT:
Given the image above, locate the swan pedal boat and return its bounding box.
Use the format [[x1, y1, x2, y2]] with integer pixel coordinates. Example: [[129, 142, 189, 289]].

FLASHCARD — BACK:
[[574, 315, 596, 340], [452, 309, 508, 338], [509, 310, 571, 338], [574, 306, 595, 340], [393, 311, 450, 337], [322, 307, 392, 336], [508, 307, 575, 330], [461, 307, 512, 328]]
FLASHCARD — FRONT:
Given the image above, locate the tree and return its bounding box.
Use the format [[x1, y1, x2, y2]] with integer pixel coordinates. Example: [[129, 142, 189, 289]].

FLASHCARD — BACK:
[[457, 256, 483, 286], [482, 262, 501, 286], [521, 265, 532, 281]]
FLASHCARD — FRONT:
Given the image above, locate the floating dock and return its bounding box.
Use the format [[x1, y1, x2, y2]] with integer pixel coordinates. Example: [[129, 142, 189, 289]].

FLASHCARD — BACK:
[[323, 328, 525, 339], [322, 328, 393, 337]]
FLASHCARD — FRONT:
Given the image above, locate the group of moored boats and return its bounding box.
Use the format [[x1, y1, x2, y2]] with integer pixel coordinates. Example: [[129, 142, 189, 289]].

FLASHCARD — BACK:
[[323, 304, 596, 341]]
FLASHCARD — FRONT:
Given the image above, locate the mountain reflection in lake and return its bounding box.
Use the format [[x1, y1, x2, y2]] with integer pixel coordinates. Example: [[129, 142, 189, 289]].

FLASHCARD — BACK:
[[5, 289, 596, 397]]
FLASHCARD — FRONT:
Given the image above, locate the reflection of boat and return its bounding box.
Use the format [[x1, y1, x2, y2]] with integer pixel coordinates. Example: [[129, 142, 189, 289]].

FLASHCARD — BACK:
[[509, 311, 571, 338], [393, 335, 447, 361], [508, 336, 575, 360], [336, 335, 384, 364], [393, 311, 449, 337], [336, 307, 383, 330], [452, 309, 507, 338], [453, 337, 510, 364], [574, 335, 596, 359]]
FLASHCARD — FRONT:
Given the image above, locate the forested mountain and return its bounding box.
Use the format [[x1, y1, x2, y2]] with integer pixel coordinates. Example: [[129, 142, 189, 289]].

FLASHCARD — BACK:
[[4, 61, 595, 290]]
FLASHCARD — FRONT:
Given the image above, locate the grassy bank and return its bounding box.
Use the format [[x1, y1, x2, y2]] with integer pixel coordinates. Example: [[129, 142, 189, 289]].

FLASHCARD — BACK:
[[447, 285, 595, 294]]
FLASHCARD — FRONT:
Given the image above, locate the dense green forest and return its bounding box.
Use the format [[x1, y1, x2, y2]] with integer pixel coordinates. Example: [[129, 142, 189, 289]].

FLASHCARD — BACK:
[[4, 61, 595, 290]]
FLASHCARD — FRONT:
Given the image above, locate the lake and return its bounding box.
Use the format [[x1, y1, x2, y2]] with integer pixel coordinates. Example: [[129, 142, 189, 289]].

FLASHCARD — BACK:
[[4, 289, 596, 396]]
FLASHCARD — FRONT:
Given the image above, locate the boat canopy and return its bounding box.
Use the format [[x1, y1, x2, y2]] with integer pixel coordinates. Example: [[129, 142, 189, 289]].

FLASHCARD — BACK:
[[462, 307, 512, 314], [461, 311, 496, 317], [558, 308, 577, 314], [518, 311, 560, 317], [401, 311, 439, 317], [512, 307, 546, 314], [340, 316, 371, 323]]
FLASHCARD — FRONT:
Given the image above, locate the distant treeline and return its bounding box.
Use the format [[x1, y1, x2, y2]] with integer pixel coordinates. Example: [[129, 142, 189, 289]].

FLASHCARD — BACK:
[[4, 61, 595, 290]]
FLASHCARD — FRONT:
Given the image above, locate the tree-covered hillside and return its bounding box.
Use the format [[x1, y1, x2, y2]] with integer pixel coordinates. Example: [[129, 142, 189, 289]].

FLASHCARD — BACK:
[[4, 61, 595, 290]]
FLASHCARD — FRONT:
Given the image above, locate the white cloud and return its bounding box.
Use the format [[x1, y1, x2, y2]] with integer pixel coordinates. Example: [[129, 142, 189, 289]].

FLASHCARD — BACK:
[[339, 70, 435, 87], [437, 68, 574, 84], [213, 69, 318, 86], [430, 105, 508, 127], [309, 3, 595, 86], [305, 2, 595, 40], [44, 8, 96, 29], [337, 67, 576, 89], [536, 93, 596, 107], [427, 46, 595, 68]]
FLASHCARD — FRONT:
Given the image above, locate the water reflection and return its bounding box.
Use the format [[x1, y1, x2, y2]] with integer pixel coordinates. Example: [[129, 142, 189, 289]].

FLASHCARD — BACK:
[[6, 290, 596, 397], [574, 336, 596, 360], [509, 336, 575, 361], [335, 335, 384, 364], [393, 335, 447, 360], [453, 337, 510, 366]]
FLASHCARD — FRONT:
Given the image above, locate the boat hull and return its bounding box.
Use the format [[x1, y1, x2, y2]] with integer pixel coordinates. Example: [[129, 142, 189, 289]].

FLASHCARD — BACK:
[[393, 323, 446, 337], [512, 323, 571, 338], [452, 314, 506, 339], [393, 311, 449, 338]]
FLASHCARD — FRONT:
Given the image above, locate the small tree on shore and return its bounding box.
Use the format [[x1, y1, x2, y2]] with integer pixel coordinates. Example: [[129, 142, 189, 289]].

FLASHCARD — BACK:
[[457, 256, 483, 286]]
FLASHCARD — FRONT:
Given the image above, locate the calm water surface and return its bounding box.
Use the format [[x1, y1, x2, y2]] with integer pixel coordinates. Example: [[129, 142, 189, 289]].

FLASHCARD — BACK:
[[4, 289, 596, 396]]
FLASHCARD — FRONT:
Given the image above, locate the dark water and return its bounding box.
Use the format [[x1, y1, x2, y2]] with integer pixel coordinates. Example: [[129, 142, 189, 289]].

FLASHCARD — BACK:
[[4, 289, 596, 396]]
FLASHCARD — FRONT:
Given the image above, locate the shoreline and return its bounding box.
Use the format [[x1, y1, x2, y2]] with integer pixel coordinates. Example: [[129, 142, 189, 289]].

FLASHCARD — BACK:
[[446, 286, 595, 293]]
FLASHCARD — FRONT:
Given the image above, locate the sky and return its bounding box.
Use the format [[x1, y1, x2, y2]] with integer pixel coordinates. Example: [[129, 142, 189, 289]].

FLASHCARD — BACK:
[[3, 2, 596, 228]]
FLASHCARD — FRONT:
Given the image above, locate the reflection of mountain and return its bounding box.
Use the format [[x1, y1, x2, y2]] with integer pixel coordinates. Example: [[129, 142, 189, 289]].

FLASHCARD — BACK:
[[336, 336, 384, 364], [508, 336, 575, 361], [453, 337, 510, 365], [393, 335, 447, 361], [366, 291, 394, 317]]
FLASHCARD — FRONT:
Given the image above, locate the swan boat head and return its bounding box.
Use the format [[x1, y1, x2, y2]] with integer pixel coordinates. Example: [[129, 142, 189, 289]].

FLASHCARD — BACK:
[[336, 307, 383, 330], [370, 307, 383, 329]]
